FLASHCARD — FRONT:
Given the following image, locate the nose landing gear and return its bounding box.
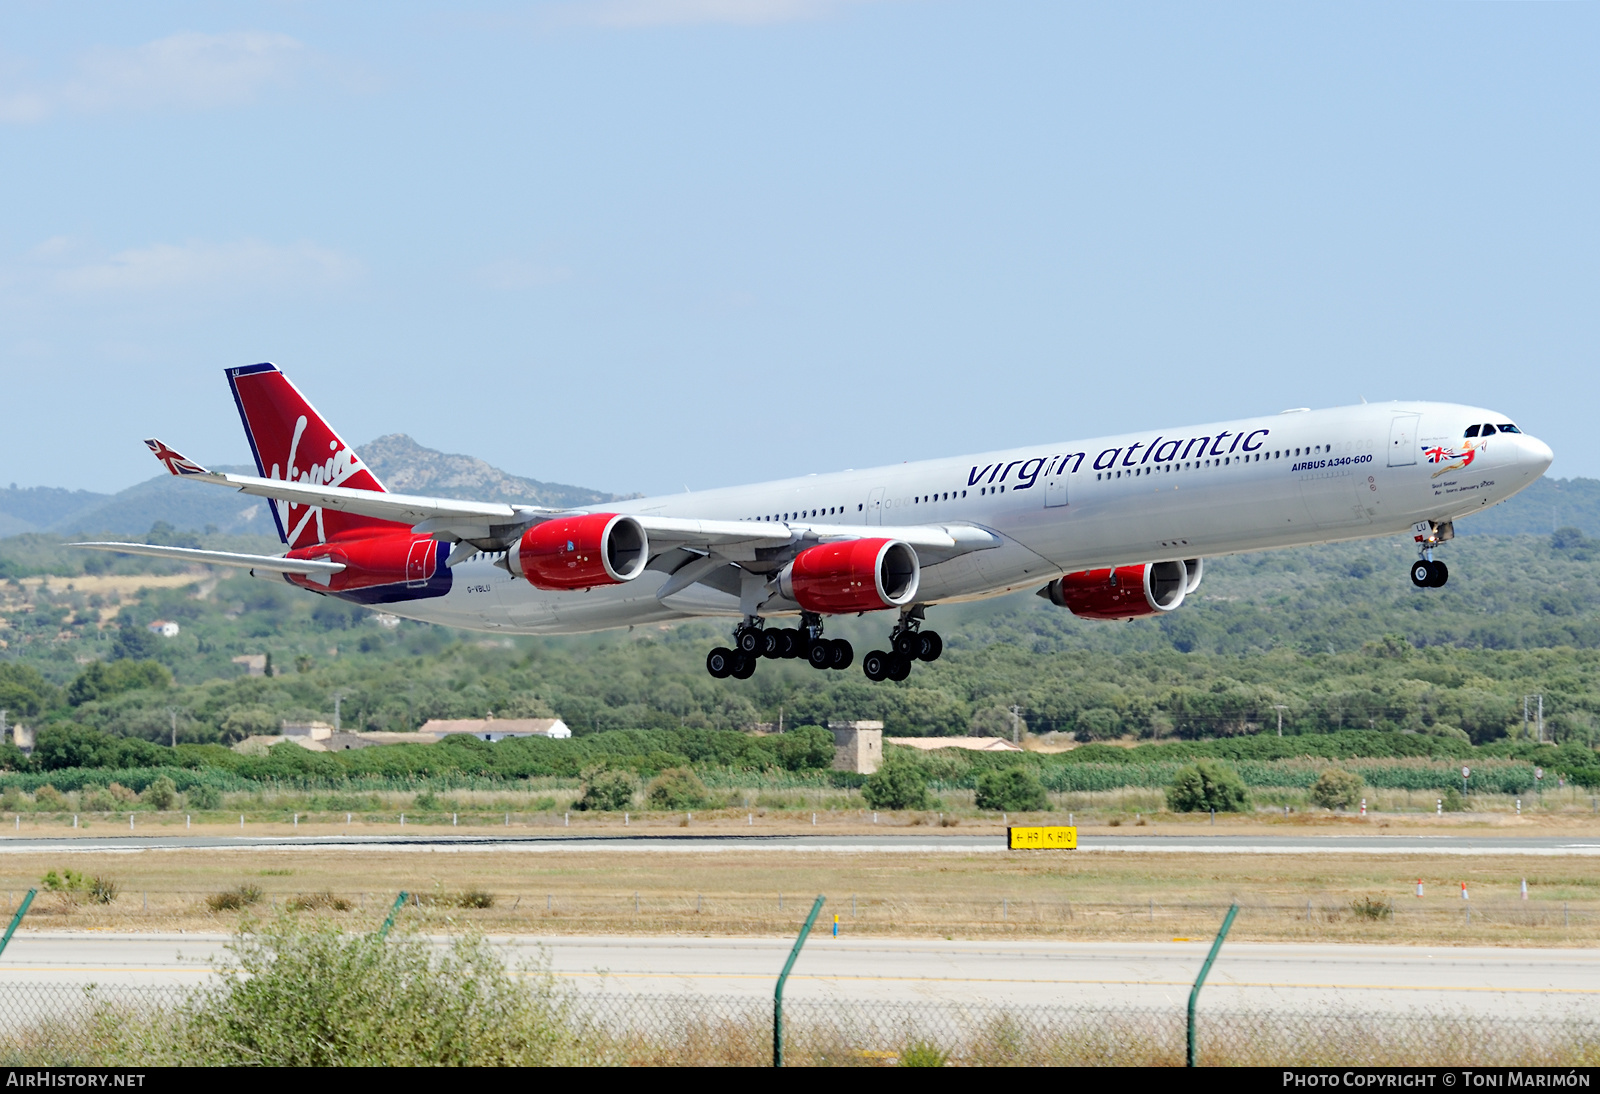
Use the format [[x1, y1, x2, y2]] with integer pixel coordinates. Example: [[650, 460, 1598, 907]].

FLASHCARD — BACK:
[[1410, 520, 1453, 588]]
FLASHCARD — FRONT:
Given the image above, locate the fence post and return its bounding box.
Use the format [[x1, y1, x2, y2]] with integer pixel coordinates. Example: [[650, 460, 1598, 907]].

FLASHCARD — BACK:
[[1187, 903, 1238, 1067], [378, 891, 409, 939], [774, 894, 826, 1067], [0, 890, 35, 960]]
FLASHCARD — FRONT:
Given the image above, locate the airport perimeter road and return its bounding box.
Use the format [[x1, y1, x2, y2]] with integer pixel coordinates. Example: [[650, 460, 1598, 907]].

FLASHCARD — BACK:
[[0, 832, 1598, 855], [0, 933, 1593, 1017]]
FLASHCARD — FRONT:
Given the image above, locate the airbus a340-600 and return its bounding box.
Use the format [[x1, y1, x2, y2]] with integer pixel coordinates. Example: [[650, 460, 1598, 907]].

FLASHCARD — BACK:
[[78, 364, 1554, 682]]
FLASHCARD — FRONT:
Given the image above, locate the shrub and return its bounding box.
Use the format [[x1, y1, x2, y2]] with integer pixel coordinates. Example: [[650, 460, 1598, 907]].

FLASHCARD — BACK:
[[33, 785, 65, 809], [1441, 786, 1465, 812], [207, 886, 264, 912], [42, 869, 118, 904], [862, 761, 929, 811], [1164, 760, 1249, 813], [1310, 768, 1364, 811], [572, 767, 635, 812], [107, 783, 137, 805], [288, 892, 353, 912], [142, 776, 178, 811], [168, 920, 574, 1065], [645, 768, 710, 811], [974, 767, 1048, 812], [80, 786, 114, 812], [187, 784, 222, 811], [1350, 896, 1392, 921], [453, 890, 495, 909], [901, 1039, 949, 1066]]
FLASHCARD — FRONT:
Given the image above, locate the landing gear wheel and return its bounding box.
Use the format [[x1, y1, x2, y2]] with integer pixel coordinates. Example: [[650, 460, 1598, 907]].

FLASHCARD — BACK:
[[829, 639, 854, 670], [731, 653, 756, 680], [1410, 561, 1433, 588], [1429, 561, 1449, 588], [893, 631, 920, 658], [779, 629, 800, 658], [807, 641, 832, 670], [886, 654, 912, 682], [736, 629, 763, 655], [916, 631, 943, 662], [762, 630, 784, 658], [707, 648, 734, 678], [862, 650, 890, 682]]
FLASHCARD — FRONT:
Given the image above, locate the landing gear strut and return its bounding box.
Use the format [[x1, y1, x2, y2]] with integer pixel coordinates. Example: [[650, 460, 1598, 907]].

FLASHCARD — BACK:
[[862, 607, 942, 682], [706, 614, 854, 679], [1410, 520, 1453, 589]]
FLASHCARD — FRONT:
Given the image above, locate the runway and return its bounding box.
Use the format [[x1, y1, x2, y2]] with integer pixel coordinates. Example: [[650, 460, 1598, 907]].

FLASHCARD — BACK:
[[0, 932, 1591, 1017], [0, 832, 1597, 855]]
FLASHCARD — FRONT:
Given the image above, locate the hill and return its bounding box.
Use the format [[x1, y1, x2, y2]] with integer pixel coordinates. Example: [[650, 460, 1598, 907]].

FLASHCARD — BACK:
[[0, 435, 625, 538]]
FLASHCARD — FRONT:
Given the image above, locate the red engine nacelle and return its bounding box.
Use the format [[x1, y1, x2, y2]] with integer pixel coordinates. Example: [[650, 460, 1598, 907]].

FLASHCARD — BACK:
[[1040, 559, 1199, 620], [287, 533, 441, 593], [510, 513, 649, 591], [778, 538, 920, 614]]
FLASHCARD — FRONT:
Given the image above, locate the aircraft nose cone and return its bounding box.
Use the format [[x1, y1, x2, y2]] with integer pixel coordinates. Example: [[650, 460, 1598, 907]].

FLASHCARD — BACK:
[[1522, 436, 1554, 476]]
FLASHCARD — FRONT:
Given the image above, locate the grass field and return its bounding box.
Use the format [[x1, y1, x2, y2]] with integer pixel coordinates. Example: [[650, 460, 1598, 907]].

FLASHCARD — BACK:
[[3, 841, 1598, 944]]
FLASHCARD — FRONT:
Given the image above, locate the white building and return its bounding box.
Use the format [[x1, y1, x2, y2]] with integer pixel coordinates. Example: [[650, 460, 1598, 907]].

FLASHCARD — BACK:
[[419, 717, 572, 741], [146, 620, 180, 638]]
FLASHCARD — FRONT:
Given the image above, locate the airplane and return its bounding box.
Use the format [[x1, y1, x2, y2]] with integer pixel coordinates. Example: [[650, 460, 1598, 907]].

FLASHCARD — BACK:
[[77, 363, 1554, 683]]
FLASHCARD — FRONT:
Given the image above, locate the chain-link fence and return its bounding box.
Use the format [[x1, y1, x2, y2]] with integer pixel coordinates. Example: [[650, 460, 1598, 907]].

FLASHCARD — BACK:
[[0, 982, 1593, 1066]]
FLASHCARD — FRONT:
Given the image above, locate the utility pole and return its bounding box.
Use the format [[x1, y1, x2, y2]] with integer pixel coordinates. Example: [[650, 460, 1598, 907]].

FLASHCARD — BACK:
[[1274, 705, 1287, 738], [1524, 696, 1545, 743], [168, 707, 178, 748], [1009, 705, 1023, 745]]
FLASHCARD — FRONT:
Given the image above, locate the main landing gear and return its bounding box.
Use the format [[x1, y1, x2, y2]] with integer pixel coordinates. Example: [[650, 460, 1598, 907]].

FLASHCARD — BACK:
[[861, 609, 943, 683], [705, 613, 854, 679], [1410, 520, 1453, 589]]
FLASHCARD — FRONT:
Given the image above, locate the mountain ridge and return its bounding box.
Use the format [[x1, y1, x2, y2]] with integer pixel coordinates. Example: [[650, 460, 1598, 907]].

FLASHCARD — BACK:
[[0, 435, 630, 538]]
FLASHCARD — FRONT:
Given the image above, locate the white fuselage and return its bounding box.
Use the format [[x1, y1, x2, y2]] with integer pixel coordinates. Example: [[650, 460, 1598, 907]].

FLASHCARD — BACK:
[[373, 402, 1553, 635]]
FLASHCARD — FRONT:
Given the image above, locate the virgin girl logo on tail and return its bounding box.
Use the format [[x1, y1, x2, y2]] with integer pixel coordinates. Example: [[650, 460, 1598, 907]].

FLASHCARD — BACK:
[[1423, 439, 1481, 478]]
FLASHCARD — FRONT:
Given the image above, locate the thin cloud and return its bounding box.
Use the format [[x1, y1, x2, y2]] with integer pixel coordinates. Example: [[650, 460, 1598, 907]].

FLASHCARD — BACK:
[[0, 31, 308, 123], [554, 0, 865, 29], [474, 258, 573, 290], [49, 239, 363, 295]]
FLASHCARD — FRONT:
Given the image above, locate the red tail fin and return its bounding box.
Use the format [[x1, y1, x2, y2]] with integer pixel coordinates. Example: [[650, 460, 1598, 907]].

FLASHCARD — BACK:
[[226, 363, 407, 548]]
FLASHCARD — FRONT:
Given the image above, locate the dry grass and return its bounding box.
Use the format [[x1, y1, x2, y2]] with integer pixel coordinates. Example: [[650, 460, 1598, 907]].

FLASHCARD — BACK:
[[1, 845, 1598, 944]]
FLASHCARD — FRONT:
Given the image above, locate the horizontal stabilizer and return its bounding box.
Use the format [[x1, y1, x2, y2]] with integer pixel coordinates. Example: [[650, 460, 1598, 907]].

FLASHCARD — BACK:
[[70, 542, 346, 575]]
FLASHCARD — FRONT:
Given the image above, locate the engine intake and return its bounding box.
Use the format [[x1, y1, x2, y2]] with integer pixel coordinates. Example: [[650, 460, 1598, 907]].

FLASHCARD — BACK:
[[779, 538, 920, 614], [511, 513, 649, 591], [1039, 560, 1192, 620]]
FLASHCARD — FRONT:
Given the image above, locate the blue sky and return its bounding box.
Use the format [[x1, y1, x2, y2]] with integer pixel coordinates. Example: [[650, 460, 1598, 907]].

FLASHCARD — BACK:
[[2, 1, 1596, 496]]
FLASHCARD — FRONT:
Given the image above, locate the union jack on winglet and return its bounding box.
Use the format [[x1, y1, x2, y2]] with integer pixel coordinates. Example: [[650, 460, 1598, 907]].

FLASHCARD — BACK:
[[143, 439, 209, 477]]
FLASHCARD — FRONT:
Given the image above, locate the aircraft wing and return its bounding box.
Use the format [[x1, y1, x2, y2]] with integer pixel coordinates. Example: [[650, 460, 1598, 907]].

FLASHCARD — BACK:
[[140, 438, 1002, 562], [70, 542, 346, 575]]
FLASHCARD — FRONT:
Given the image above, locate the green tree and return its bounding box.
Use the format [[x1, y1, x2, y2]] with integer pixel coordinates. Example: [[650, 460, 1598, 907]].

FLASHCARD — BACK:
[[1309, 768, 1364, 810], [974, 767, 1048, 811], [142, 776, 178, 811], [645, 767, 710, 811], [1164, 760, 1249, 813], [862, 760, 929, 810], [572, 766, 635, 812]]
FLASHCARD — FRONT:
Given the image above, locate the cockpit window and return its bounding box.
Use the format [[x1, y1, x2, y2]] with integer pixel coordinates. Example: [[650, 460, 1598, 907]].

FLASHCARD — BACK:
[[1463, 425, 1480, 438], [1480, 424, 1497, 436], [1498, 423, 1521, 434]]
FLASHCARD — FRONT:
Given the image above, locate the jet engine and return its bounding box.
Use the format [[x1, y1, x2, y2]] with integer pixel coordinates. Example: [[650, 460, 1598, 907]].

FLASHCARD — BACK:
[[778, 538, 920, 614], [510, 513, 649, 590], [1039, 559, 1201, 620]]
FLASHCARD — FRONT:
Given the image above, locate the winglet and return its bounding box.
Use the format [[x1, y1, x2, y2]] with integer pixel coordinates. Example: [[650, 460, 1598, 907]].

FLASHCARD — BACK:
[[143, 439, 210, 477]]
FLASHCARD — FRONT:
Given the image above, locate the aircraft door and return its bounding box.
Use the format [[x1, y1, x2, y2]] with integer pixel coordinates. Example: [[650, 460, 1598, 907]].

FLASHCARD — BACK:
[[867, 487, 885, 526], [1388, 414, 1420, 467], [406, 539, 433, 587], [1045, 475, 1068, 508]]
